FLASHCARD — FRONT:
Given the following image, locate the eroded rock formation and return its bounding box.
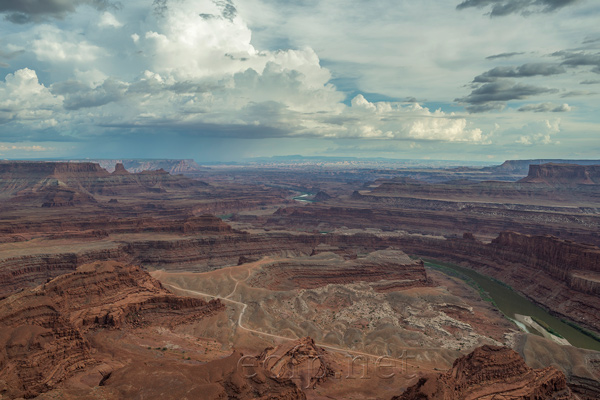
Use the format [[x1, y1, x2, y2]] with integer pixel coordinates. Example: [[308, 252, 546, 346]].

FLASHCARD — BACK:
[[257, 337, 334, 390], [394, 345, 575, 399], [0, 161, 208, 200], [0, 261, 223, 399]]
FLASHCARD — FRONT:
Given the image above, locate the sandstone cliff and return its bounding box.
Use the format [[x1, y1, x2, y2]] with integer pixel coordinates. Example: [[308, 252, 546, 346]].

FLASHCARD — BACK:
[[394, 345, 575, 399], [491, 231, 600, 294], [0, 161, 208, 200], [0, 261, 224, 399], [520, 163, 600, 185]]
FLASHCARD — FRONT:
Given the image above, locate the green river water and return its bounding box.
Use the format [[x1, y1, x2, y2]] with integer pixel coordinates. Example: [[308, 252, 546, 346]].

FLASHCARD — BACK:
[[423, 258, 600, 352]]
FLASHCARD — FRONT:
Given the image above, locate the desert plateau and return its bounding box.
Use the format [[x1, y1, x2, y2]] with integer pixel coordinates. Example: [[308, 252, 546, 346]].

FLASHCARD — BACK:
[[0, 159, 598, 399]]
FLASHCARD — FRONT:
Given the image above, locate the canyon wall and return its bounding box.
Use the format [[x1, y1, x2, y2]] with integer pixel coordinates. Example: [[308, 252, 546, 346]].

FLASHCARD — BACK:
[[2, 228, 600, 334], [0, 261, 224, 399]]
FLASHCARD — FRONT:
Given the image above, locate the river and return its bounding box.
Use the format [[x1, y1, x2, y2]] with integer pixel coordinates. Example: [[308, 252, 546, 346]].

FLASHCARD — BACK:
[[423, 258, 600, 352]]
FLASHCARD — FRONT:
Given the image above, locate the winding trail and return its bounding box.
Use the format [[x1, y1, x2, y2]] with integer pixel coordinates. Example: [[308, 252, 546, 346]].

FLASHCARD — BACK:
[[164, 275, 435, 371]]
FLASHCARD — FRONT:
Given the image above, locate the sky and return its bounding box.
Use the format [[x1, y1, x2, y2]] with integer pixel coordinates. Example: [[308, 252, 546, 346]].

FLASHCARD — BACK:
[[0, 0, 599, 162]]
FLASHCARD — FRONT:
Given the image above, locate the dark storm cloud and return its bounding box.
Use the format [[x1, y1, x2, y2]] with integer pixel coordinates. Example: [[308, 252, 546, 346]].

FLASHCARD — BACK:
[[485, 52, 525, 60], [51, 79, 128, 110], [0, 0, 118, 24], [473, 63, 565, 82], [518, 102, 571, 112], [456, 81, 558, 113], [552, 51, 600, 73], [456, 0, 578, 17], [463, 102, 506, 113], [581, 79, 600, 85]]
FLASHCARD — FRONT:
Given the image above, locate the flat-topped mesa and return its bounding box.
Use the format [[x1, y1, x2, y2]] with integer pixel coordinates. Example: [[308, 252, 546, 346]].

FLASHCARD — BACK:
[[486, 159, 600, 175], [519, 163, 600, 185], [0, 161, 110, 179], [394, 345, 575, 399], [0, 161, 207, 198]]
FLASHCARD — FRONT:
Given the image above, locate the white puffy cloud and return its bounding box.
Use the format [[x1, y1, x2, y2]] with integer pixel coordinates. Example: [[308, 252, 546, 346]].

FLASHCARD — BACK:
[[32, 25, 103, 64], [340, 96, 484, 141], [0, 0, 491, 148], [0, 68, 62, 125], [98, 11, 123, 28], [516, 119, 561, 145]]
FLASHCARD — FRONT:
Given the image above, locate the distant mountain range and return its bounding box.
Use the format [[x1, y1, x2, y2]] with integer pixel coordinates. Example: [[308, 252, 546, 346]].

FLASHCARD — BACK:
[[63, 159, 208, 175]]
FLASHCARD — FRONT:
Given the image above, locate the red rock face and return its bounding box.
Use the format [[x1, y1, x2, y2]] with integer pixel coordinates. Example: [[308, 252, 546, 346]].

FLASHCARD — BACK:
[[0, 161, 110, 178], [0, 161, 208, 199], [519, 163, 600, 185], [491, 231, 600, 291], [249, 250, 430, 291], [0, 261, 224, 399], [394, 345, 575, 400]]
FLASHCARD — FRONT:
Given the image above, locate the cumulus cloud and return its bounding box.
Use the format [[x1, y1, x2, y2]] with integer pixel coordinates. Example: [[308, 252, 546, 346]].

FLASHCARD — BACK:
[[518, 102, 571, 112], [0, 0, 491, 146], [473, 63, 565, 82], [98, 11, 123, 28], [456, 0, 579, 17], [515, 119, 561, 145], [339, 95, 484, 142], [0, 68, 62, 126], [32, 26, 103, 64], [456, 81, 558, 113], [0, 0, 118, 24]]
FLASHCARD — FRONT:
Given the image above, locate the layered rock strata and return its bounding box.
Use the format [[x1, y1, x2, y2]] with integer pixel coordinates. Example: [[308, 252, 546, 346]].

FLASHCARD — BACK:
[[0, 261, 223, 399], [394, 345, 575, 399]]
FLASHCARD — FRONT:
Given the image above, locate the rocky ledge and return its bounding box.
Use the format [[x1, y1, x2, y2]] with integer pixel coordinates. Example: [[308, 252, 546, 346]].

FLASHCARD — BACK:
[[394, 345, 575, 399], [0, 261, 224, 399]]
